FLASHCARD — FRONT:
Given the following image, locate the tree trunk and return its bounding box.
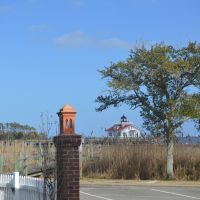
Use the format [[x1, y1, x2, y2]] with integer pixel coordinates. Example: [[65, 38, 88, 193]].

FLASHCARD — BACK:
[[166, 137, 174, 179]]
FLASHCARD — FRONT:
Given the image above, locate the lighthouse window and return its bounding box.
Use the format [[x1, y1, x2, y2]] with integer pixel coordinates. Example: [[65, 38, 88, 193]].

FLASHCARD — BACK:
[[66, 119, 69, 128], [70, 119, 73, 128]]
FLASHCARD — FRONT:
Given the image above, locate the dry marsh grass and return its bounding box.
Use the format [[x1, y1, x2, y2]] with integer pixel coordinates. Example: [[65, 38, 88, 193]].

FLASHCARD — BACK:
[[1, 140, 199, 180], [82, 144, 200, 180], [0, 140, 38, 172], [0, 140, 55, 173], [174, 144, 200, 180]]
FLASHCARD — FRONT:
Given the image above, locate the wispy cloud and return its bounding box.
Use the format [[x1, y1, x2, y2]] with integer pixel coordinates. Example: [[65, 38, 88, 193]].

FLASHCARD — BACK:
[[55, 31, 88, 47], [54, 31, 133, 49], [28, 24, 48, 32], [0, 5, 15, 14]]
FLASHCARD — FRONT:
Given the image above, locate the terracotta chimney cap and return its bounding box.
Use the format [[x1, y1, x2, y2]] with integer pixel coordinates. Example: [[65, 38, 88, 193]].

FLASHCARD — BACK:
[[60, 104, 76, 113]]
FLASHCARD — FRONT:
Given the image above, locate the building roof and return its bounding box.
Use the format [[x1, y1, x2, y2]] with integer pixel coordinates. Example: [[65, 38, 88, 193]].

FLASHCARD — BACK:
[[121, 115, 128, 122], [59, 104, 76, 113], [105, 115, 141, 133], [106, 124, 131, 132]]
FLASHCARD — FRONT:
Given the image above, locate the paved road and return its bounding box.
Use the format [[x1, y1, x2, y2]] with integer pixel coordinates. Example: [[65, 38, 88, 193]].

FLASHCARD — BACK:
[[80, 185, 200, 200]]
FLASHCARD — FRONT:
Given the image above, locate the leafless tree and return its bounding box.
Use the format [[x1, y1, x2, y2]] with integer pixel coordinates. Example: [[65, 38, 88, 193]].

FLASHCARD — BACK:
[[38, 112, 57, 200]]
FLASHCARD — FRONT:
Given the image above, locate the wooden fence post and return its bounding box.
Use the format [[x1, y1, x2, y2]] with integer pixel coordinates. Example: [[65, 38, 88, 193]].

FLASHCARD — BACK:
[[0, 155, 4, 173], [13, 172, 20, 200]]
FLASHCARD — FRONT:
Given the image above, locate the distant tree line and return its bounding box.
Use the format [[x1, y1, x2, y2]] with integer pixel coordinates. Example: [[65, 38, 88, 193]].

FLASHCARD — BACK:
[[0, 122, 46, 140]]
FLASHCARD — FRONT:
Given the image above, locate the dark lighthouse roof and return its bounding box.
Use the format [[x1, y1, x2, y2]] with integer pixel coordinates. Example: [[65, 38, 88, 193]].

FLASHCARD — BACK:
[[121, 115, 128, 122]]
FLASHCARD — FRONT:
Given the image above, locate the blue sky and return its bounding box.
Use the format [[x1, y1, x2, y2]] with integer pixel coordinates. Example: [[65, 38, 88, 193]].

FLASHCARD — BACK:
[[0, 0, 199, 137]]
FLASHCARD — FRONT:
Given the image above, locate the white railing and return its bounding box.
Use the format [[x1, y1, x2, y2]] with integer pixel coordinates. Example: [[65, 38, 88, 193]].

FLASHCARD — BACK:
[[0, 172, 47, 200]]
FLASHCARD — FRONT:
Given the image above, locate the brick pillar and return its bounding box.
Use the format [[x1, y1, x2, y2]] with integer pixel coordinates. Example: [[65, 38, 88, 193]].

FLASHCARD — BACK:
[[54, 135, 81, 200]]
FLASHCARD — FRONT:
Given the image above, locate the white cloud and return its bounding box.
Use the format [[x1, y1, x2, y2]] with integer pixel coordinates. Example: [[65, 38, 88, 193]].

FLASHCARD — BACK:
[[28, 24, 48, 32], [55, 31, 88, 47], [54, 31, 133, 49], [0, 5, 15, 14]]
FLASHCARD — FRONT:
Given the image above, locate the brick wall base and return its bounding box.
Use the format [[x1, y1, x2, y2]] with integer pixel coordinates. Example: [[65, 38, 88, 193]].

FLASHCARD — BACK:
[[54, 135, 81, 200]]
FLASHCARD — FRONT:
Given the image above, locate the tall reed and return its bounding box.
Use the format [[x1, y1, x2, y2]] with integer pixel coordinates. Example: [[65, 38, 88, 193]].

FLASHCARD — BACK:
[[82, 143, 200, 180]]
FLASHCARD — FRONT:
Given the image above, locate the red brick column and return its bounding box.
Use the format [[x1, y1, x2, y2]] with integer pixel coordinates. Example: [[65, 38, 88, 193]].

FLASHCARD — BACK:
[[54, 135, 81, 200]]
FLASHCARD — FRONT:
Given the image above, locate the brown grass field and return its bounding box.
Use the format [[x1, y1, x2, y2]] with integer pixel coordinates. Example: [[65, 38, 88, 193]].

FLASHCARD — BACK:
[[0, 141, 199, 180], [0, 140, 54, 173], [82, 143, 200, 180]]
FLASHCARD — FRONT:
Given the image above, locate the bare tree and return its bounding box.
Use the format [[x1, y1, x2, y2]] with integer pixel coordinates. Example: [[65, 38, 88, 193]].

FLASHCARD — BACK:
[[38, 112, 57, 200]]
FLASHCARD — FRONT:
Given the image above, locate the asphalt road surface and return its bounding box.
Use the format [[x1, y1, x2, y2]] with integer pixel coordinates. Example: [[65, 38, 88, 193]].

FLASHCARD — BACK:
[[80, 185, 200, 200]]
